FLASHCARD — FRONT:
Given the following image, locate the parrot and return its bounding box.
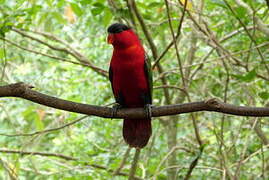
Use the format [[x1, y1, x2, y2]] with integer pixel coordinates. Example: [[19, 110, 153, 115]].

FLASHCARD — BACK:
[[107, 23, 153, 148]]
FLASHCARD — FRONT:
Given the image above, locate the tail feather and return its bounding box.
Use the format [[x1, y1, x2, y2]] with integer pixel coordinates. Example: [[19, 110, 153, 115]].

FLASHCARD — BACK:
[[123, 118, 152, 148]]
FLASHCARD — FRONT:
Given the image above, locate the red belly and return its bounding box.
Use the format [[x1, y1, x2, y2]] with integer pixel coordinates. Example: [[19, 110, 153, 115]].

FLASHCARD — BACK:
[[112, 60, 148, 108]]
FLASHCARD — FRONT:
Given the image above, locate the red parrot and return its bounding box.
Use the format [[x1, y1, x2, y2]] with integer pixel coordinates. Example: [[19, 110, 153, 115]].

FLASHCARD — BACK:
[[107, 23, 153, 148]]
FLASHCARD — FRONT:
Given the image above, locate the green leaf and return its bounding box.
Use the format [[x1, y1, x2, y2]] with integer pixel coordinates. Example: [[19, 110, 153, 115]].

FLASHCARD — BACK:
[[103, 9, 112, 26], [91, 8, 103, 16], [91, 2, 105, 16], [22, 107, 44, 130], [80, 0, 91, 6], [70, 3, 83, 16], [25, 5, 42, 17], [211, 0, 227, 8], [52, 12, 66, 24], [93, 2, 105, 8], [0, 48, 5, 59], [243, 69, 256, 81], [35, 115, 44, 131], [44, 18, 53, 32], [236, 6, 247, 18], [38, 12, 47, 25], [232, 69, 256, 82], [259, 92, 269, 100], [148, 2, 162, 7], [115, 8, 129, 19], [0, 24, 12, 37], [46, 0, 53, 7]]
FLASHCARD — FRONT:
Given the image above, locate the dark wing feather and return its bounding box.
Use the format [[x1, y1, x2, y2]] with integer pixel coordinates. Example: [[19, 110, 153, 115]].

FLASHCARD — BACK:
[[143, 56, 153, 104], [109, 66, 114, 93], [109, 66, 125, 105]]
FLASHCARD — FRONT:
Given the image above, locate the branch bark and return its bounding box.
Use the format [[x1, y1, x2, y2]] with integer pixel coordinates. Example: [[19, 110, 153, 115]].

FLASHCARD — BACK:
[[1, 83, 269, 119]]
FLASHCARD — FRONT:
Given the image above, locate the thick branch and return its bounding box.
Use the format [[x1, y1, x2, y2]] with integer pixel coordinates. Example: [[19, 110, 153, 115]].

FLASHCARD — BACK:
[[1, 83, 269, 118]]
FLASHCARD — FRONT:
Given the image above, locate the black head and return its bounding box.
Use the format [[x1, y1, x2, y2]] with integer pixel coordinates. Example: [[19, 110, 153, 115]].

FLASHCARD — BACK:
[[107, 23, 131, 34]]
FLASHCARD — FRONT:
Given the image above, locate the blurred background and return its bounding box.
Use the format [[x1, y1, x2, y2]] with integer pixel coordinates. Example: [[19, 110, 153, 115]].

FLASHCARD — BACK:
[[0, 0, 269, 179]]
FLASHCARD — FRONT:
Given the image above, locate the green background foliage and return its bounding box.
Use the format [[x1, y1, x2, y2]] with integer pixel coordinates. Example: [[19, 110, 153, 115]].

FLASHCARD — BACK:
[[0, 0, 269, 179]]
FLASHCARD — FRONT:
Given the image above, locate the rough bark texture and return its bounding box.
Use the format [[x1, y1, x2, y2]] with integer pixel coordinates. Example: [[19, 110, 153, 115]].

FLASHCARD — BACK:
[[1, 83, 269, 119]]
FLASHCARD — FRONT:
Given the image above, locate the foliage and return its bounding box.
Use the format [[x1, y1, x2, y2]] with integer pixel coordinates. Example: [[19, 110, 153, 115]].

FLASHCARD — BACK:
[[0, 0, 269, 179]]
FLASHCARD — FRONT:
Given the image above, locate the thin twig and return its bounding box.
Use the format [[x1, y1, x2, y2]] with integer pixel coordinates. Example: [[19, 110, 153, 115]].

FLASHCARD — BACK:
[[153, 146, 182, 180], [183, 146, 204, 180], [223, 0, 269, 75], [127, 0, 171, 104], [266, 0, 269, 9], [231, 144, 269, 168], [0, 37, 100, 69], [0, 149, 77, 161], [128, 148, 141, 180], [128, 0, 157, 59], [11, 28, 108, 77], [164, 0, 187, 88], [1, 38, 7, 82], [152, 0, 188, 69], [0, 116, 88, 137], [113, 147, 131, 175], [154, 85, 187, 94], [0, 148, 143, 180]]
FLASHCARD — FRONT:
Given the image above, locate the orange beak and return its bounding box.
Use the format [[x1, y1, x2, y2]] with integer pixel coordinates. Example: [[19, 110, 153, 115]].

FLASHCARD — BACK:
[[107, 34, 113, 44]]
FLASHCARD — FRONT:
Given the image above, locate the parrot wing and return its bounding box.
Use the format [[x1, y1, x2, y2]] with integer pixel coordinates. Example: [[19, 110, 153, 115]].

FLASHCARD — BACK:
[[144, 56, 153, 104], [109, 66, 123, 105]]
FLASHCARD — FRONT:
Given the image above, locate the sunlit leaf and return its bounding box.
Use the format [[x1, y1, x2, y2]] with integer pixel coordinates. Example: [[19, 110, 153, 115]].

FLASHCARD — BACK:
[[0, 49, 5, 59], [70, 3, 83, 16], [103, 9, 112, 26], [52, 11, 67, 24]]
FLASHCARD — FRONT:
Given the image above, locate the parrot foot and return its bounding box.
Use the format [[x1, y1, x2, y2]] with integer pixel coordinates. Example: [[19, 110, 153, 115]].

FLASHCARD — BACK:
[[111, 103, 122, 120], [144, 104, 153, 119]]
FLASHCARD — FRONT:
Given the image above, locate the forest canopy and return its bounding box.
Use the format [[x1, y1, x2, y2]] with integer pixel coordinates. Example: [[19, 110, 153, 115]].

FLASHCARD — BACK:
[[0, 0, 269, 179]]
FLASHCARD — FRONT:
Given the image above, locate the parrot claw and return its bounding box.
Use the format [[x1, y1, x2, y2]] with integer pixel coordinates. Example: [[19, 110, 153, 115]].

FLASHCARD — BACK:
[[111, 103, 122, 120], [145, 104, 153, 119]]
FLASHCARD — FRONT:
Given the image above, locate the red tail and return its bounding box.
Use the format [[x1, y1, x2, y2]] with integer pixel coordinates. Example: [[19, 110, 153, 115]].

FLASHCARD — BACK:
[[123, 118, 152, 148]]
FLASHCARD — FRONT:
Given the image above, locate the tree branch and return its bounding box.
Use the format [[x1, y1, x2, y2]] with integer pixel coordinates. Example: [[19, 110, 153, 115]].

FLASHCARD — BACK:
[[223, 0, 269, 75], [234, 0, 269, 36], [11, 28, 108, 77], [266, 0, 269, 9], [127, 0, 171, 104], [0, 116, 88, 137], [0, 148, 143, 180], [113, 147, 131, 175], [128, 148, 141, 180], [0, 149, 77, 161], [1, 82, 269, 118], [0, 37, 97, 69]]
